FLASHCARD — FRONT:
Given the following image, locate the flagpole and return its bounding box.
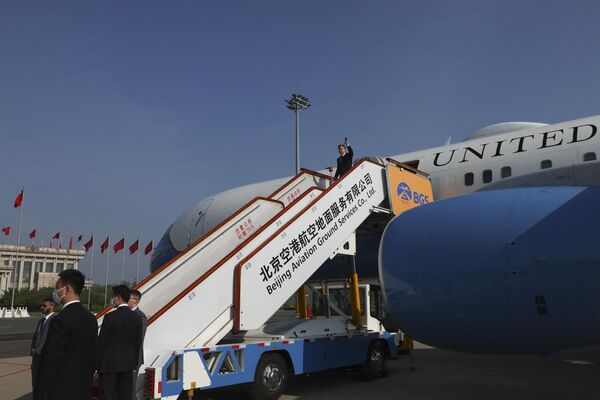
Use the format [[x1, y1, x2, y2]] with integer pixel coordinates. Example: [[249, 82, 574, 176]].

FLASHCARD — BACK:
[[87, 240, 95, 310], [135, 244, 140, 285], [10, 188, 24, 311], [103, 236, 110, 308], [121, 236, 126, 284]]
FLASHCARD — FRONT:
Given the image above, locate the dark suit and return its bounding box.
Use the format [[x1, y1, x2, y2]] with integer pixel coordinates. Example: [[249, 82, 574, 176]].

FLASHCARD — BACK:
[[132, 307, 147, 398], [31, 313, 55, 395], [334, 145, 354, 180], [133, 307, 147, 366], [37, 302, 98, 400], [98, 305, 142, 400]]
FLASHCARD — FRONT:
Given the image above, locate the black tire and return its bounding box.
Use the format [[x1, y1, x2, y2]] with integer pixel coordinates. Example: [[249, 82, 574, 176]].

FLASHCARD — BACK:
[[359, 340, 387, 381], [247, 352, 289, 400]]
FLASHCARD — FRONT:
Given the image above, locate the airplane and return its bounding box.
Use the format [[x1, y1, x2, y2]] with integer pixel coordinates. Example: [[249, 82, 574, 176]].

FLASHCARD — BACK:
[[150, 115, 600, 353]]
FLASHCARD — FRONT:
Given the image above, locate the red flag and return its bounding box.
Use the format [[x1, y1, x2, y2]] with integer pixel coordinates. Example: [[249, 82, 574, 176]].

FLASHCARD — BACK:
[[49, 240, 53, 248], [29, 229, 36, 239], [14, 190, 23, 208], [84, 236, 94, 252], [77, 234, 83, 242], [69, 237, 73, 250], [52, 232, 60, 240], [129, 240, 139, 255], [144, 240, 153, 255], [1, 226, 10, 236], [113, 238, 125, 253], [100, 237, 109, 254]]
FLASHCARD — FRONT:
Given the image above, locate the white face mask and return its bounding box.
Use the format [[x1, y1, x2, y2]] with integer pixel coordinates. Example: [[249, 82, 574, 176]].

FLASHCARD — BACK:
[[52, 286, 67, 304]]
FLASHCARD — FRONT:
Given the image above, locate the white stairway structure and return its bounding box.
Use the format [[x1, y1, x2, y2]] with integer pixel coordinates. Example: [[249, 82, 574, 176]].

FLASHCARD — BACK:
[[95, 169, 331, 327], [97, 160, 390, 396]]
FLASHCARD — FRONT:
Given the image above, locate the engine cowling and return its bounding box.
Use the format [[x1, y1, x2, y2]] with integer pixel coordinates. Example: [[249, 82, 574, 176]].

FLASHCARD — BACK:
[[379, 186, 600, 353]]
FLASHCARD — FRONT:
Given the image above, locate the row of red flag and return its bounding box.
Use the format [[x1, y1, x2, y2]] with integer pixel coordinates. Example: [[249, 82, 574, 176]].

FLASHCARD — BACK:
[[4, 190, 154, 256], [90, 236, 153, 256]]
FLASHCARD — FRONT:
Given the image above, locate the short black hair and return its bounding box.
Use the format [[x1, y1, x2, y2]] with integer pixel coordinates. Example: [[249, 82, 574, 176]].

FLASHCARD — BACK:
[[42, 297, 57, 306], [130, 289, 142, 300], [112, 285, 131, 302], [58, 269, 86, 295]]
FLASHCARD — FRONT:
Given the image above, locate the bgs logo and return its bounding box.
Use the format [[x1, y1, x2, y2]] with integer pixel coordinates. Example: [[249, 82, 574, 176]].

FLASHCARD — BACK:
[[397, 182, 412, 202], [396, 182, 430, 205]]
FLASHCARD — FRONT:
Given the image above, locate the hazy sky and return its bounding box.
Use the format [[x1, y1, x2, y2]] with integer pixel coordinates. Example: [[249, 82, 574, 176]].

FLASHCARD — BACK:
[[2, 1, 600, 284]]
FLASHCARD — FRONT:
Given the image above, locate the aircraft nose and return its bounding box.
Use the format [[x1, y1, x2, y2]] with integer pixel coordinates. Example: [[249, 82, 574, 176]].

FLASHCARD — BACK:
[[149, 198, 214, 273], [149, 226, 178, 273]]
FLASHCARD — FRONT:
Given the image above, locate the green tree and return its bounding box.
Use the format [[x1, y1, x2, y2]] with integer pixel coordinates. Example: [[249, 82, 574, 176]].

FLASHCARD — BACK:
[[0, 287, 53, 310]]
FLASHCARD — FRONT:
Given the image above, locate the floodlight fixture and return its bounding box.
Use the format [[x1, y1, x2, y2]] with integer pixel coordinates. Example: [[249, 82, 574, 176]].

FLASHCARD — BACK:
[[285, 93, 311, 174]]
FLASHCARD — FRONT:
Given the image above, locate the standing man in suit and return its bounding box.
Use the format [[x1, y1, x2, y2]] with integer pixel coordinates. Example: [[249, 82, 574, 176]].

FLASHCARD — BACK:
[[128, 289, 147, 399], [31, 298, 57, 396], [333, 137, 354, 180], [37, 269, 98, 400], [98, 285, 142, 400]]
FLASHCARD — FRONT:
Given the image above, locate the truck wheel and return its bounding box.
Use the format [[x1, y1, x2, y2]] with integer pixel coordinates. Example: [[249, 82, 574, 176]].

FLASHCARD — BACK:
[[248, 353, 289, 400], [359, 341, 387, 381]]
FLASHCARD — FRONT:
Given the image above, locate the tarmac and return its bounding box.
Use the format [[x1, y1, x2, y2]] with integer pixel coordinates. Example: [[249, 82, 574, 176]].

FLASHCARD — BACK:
[[1, 316, 600, 400]]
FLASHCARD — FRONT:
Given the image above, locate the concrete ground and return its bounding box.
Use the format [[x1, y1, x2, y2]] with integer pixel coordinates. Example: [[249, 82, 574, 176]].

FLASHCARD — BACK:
[[1, 344, 599, 400], [0, 316, 37, 400], [0, 356, 32, 400], [202, 344, 600, 400], [1, 317, 599, 400]]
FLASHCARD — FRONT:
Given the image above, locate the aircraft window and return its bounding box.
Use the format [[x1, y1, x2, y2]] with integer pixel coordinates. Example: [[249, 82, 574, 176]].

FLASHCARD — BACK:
[[464, 172, 474, 186], [583, 152, 597, 162], [501, 166, 512, 179], [482, 169, 492, 184], [541, 159, 552, 169]]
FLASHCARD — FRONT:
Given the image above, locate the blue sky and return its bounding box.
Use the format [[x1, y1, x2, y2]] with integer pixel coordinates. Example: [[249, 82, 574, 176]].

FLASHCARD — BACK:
[[2, 1, 600, 284]]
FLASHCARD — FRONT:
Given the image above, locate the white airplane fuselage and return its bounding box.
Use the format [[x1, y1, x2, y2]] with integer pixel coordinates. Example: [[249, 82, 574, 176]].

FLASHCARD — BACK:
[[153, 115, 599, 260]]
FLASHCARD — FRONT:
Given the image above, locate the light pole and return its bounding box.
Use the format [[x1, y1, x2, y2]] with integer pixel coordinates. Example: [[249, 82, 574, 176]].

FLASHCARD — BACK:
[[285, 93, 311, 174], [285, 94, 311, 319]]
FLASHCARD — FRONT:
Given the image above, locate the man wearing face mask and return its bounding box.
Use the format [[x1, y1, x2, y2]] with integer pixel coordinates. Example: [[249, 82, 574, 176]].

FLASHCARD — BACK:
[[37, 269, 98, 400], [98, 285, 142, 400]]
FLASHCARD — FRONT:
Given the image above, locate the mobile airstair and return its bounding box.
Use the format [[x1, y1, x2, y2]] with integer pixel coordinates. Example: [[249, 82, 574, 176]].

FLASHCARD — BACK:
[[96, 158, 432, 399]]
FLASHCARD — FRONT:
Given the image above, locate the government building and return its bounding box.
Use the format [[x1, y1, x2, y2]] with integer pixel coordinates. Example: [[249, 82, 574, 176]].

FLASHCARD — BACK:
[[0, 244, 86, 293]]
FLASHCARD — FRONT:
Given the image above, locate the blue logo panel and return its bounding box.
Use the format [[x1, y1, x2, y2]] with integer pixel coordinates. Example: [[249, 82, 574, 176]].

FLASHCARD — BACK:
[[397, 182, 413, 202]]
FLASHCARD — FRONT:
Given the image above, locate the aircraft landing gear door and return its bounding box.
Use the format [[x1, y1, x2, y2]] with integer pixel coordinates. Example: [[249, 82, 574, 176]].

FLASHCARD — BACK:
[[506, 194, 555, 352], [506, 238, 537, 352]]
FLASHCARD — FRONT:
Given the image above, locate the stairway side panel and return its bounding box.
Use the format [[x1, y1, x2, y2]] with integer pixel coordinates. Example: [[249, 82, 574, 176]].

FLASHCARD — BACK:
[[237, 162, 386, 330]]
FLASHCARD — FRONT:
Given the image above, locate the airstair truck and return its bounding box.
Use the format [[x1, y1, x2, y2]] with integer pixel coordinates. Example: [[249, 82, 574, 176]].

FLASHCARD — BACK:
[[147, 281, 395, 400], [95, 158, 432, 400]]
